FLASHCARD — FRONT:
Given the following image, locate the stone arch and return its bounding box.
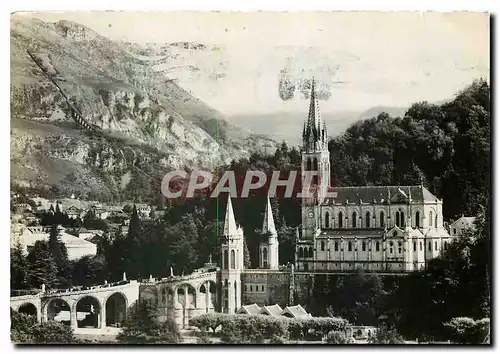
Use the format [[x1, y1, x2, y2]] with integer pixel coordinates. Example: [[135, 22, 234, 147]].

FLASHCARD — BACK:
[[299, 247, 304, 258], [160, 286, 176, 308], [395, 211, 400, 227], [415, 211, 421, 228], [338, 211, 343, 228], [325, 212, 330, 228], [105, 292, 127, 327], [45, 298, 71, 325], [18, 302, 37, 317], [177, 283, 196, 308], [365, 211, 371, 228], [352, 211, 357, 228], [140, 286, 159, 306], [75, 295, 101, 328]]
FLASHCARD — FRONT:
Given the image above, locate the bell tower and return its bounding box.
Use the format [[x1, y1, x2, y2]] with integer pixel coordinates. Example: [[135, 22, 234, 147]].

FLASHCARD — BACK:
[[301, 78, 330, 239], [220, 195, 244, 313]]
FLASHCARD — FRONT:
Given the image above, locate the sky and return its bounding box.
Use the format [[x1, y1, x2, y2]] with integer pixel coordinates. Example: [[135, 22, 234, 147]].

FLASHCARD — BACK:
[[23, 11, 490, 115]]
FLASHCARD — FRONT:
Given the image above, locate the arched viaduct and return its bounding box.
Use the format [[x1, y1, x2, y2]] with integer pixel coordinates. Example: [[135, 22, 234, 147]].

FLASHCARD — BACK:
[[10, 280, 140, 335], [11, 268, 221, 333]]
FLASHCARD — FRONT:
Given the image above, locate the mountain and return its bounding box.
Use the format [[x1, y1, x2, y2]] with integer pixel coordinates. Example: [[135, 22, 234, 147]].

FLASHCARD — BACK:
[[10, 16, 276, 200]]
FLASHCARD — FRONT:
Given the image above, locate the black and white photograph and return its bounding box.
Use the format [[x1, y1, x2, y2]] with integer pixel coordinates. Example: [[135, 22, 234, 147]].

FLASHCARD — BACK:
[[8, 10, 491, 345]]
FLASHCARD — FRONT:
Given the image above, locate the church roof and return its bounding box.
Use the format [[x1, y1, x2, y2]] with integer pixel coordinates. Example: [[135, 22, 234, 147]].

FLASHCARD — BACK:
[[322, 185, 438, 205], [262, 196, 276, 234]]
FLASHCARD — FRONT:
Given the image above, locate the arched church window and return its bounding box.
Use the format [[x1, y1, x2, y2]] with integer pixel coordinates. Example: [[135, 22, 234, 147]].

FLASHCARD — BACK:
[[348, 241, 352, 252], [309, 247, 314, 258], [334, 241, 339, 252], [376, 241, 380, 252], [352, 212, 357, 228], [395, 211, 400, 227], [389, 241, 394, 254], [365, 212, 370, 228], [338, 212, 343, 228], [380, 211, 385, 228], [325, 212, 330, 228], [435, 215, 438, 229], [415, 211, 420, 228], [321, 241, 325, 251], [413, 241, 416, 251], [313, 158, 318, 171], [230, 250, 235, 269], [306, 158, 311, 171], [401, 211, 405, 227], [223, 250, 228, 269], [429, 211, 433, 227], [263, 248, 268, 261], [299, 247, 304, 258], [362, 241, 366, 252], [398, 241, 402, 254]]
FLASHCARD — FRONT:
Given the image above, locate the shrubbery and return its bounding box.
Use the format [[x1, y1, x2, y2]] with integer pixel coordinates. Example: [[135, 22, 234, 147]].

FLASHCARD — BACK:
[[189, 313, 350, 343], [443, 317, 490, 344], [324, 330, 355, 344], [11, 310, 74, 344]]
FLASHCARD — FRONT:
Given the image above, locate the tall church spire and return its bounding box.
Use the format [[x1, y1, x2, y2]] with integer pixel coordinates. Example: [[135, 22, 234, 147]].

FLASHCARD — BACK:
[[223, 194, 237, 236], [262, 195, 277, 234], [303, 78, 327, 152]]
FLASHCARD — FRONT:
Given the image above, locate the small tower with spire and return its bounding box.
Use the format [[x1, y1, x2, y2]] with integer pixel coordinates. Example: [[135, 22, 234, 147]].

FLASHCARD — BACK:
[[220, 194, 244, 314], [259, 196, 280, 270]]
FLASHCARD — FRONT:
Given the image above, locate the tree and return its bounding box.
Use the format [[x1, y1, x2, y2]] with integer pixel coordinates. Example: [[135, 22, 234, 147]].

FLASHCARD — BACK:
[[117, 299, 181, 344], [243, 238, 251, 268], [26, 241, 58, 289], [48, 225, 71, 287], [11, 241, 28, 291]]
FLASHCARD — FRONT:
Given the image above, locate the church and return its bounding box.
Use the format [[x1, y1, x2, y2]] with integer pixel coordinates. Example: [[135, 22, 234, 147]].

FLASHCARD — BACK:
[[218, 79, 455, 314]]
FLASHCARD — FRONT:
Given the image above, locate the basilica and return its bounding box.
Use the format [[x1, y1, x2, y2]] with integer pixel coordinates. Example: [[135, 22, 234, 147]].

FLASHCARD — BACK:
[[218, 80, 455, 314]]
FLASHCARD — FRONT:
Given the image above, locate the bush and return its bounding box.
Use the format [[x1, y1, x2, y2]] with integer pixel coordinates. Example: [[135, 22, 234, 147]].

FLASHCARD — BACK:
[[189, 313, 350, 344], [11, 311, 74, 344], [368, 325, 404, 344], [324, 330, 355, 344], [443, 317, 490, 344]]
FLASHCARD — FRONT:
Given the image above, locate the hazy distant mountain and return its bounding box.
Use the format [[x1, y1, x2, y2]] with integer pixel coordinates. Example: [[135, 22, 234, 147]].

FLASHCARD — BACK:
[[229, 107, 410, 147]]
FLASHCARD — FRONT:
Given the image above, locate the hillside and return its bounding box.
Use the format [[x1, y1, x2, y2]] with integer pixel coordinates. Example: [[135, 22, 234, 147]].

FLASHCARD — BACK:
[[10, 16, 276, 200]]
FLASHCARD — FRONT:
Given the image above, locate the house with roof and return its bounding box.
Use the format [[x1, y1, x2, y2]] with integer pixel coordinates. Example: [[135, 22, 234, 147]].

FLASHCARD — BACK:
[[449, 216, 476, 237], [15, 225, 97, 260], [236, 303, 262, 315], [259, 304, 283, 317], [280, 305, 311, 319]]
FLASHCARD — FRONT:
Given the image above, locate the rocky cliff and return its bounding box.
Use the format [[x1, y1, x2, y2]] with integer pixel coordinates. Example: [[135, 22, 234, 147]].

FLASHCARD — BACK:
[[10, 16, 276, 201]]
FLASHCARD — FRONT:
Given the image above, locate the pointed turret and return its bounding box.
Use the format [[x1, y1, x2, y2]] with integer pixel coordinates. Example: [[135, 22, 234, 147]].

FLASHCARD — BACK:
[[223, 195, 237, 236], [262, 196, 277, 234]]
